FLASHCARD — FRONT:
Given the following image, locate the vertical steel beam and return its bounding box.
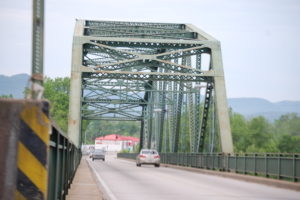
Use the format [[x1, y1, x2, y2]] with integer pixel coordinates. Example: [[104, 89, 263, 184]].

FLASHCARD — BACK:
[[147, 91, 154, 149], [143, 106, 149, 148], [173, 58, 185, 153], [167, 82, 174, 152], [68, 20, 84, 147], [158, 77, 167, 152], [208, 91, 216, 153], [193, 54, 202, 152], [197, 82, 213, 152], [139, 111, 144, 151], [186, 56, 195, 152], [181, 92, 188, 152], [171, 59, 178, 152], [211, 42, 233, 153]]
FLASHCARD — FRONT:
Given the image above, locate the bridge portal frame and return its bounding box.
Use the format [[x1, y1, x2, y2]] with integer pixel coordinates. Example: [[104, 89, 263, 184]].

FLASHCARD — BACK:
[[68, 20, 233, 153]]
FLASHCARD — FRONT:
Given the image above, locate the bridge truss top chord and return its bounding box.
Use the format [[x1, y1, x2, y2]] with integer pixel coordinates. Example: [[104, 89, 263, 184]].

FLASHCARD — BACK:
[[68, 20, 233, 153]]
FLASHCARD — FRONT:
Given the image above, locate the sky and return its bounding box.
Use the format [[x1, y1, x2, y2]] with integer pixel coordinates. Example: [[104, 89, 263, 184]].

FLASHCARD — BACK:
[[0, 0, 300, 102]]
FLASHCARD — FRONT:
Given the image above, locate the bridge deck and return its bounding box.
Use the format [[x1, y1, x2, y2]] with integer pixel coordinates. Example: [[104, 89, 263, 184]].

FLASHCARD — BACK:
[[66, 157, 103, 200]]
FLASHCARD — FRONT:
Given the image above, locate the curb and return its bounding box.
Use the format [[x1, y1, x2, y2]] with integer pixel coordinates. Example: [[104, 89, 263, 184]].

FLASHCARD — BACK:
[[85, 158, 118, 200], [119, 157, 300, 192]]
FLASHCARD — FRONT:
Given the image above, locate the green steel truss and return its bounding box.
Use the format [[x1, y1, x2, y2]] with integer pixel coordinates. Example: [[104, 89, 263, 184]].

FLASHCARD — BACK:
[[68, 20, 233, 153]]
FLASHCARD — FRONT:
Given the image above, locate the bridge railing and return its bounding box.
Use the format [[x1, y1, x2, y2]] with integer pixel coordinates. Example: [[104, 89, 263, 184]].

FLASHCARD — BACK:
[[48, 123, 81, 200], [118, 153, 299, 182]]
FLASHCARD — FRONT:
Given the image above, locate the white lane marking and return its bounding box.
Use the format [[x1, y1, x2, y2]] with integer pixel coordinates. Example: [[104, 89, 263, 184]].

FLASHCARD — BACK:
[[88, 159, 118, 200]]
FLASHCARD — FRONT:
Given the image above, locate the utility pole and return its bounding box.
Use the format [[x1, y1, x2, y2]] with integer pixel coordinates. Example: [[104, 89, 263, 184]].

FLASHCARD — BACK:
[[31, 0, 45, 99]]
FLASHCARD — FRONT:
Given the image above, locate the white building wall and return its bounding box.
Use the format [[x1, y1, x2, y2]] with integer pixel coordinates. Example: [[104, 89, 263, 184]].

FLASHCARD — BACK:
[[95, 140, 123, 152], [95, 138, 138, 152]]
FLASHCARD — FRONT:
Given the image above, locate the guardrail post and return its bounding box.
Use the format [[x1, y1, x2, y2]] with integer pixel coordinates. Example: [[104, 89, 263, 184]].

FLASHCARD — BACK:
[[185, 153, 187, 166], [244, 153, 247, 174], [235, 154, 238, 173], [293, 154, 297, 182], [217, 153, 219, 170], [226, 153, 230, 172], [212, 154, 215, 170], [278, 154, 282, 180], [265, 154, 269, 178], [207, 154, 209, 169], [66, 141, 70, 190], [254, 154, 257, 176], [219, 153, 224, 171], [62, 137, 66, 198], [55, 128, 60, 199]]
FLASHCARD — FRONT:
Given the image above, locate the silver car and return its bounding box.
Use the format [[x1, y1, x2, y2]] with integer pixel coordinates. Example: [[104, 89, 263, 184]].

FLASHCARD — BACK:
[[91, 149, 105, 161], [136, 149, 160, 167]]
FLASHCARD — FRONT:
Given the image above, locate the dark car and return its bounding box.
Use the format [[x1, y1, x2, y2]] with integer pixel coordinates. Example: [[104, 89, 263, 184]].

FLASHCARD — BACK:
[[91, 149, 105, 161]]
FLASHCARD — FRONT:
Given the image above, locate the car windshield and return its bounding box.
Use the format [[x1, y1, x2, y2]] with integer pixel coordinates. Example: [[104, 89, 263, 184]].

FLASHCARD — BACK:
[[141, 150, 158, 154], [95, 149, 104, 153]]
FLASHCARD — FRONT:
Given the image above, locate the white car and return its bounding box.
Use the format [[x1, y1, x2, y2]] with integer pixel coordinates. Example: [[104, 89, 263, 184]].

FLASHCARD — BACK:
[[136, 149, 160, 167]]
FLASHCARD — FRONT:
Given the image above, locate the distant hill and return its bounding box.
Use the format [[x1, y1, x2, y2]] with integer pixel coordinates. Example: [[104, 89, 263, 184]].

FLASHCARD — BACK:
[[228, 98, 300, 121], [0, 74, 29, 98], [0, 73, 299, 121]]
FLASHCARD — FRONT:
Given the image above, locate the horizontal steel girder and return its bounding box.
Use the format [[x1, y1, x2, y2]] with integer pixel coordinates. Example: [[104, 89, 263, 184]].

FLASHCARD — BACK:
[[82, 71, 212, 82], [85, 20, 186, 29], [84, 20, 197, 40]]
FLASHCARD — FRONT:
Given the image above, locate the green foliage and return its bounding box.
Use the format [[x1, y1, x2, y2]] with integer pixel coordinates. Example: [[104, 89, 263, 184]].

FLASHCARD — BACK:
[[83, 120, 140, 144], [277, 134, 300, 153], [230, 113, 249, 152], [230, 112, 300, 153], [41, 76, 300, 153], [274, 113, 300, 137], [134, 143, 140, 153], [120, 149, 131, 153], [43, 77, 70, 133], [0, 94, 13, 98], [43, 77, 140, 143]]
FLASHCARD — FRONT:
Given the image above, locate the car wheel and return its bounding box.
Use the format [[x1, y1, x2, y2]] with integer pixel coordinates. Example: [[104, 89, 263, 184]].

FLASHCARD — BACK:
[[103, 159, 105, 161], [155, 164, 160, 167], [92, 158, 94, 161]]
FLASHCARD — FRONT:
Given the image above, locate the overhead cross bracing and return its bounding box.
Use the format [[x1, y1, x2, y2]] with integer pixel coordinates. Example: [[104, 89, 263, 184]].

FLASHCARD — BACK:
[[68, 20, 233, 153]]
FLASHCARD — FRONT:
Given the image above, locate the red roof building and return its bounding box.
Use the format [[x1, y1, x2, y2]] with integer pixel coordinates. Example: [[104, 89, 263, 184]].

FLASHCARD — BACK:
[[95, 134, 139, 152]]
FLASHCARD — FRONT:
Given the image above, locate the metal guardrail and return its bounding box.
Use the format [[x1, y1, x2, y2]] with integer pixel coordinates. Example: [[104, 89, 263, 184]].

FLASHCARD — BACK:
[[48, 124, 81, 200], [118, 153, 300, 182]]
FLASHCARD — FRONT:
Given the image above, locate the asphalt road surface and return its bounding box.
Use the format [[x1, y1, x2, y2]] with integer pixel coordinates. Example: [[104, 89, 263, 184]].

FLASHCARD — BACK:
[[87, 155, 300, 200]]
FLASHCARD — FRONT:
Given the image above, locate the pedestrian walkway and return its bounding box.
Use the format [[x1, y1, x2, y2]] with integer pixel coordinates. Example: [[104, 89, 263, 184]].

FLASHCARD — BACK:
[[66, 157, 103, 200]]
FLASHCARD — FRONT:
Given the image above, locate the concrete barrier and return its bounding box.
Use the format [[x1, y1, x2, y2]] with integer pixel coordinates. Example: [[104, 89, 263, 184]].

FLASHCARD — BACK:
[[0, 99, 50, 200]]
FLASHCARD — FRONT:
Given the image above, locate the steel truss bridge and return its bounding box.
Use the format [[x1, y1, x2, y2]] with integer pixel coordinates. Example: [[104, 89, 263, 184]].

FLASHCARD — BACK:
[[1, 6, 299, 199], [68, 20, 233, 153]]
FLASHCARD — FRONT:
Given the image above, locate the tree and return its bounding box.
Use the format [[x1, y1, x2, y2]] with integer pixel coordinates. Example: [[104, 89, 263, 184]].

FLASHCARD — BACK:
[[0, 94, 13, 98], [230, 112, 250, 152], [274, 113, 300, 137], [274, 113, 300, 153], [277, 134, 300, 153], [246, 116, 277, 152], [43, 77, 70, 132], [230, 113, 279, 153]]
